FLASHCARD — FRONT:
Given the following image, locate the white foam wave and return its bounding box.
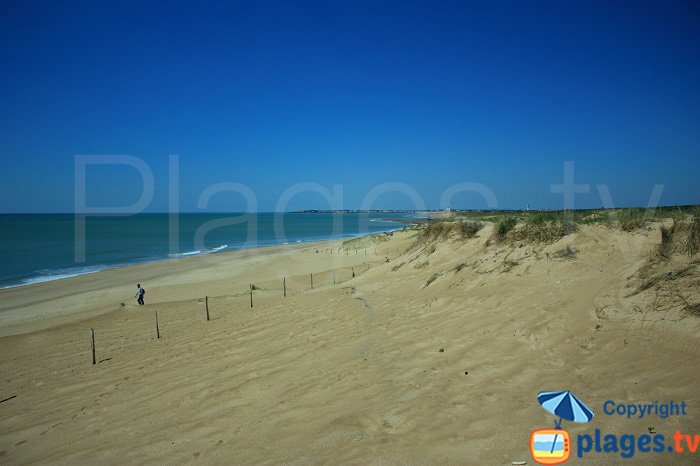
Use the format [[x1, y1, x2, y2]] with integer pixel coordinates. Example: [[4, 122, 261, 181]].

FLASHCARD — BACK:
[[169, 250, 202, 258], [168, 244, 229, 258], [1, 265, 112, 289]]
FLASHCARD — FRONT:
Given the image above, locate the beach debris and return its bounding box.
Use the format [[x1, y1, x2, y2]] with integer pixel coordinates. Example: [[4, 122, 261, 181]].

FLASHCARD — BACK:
[[438, 348, 444, 352], [0, 395, 17, 404], [512, 461, 527, 465], [464, 371, 468, 375]]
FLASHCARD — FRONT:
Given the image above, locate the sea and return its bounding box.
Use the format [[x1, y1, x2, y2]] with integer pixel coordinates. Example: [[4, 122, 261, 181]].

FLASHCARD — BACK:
[[0, 213, 414, 289]]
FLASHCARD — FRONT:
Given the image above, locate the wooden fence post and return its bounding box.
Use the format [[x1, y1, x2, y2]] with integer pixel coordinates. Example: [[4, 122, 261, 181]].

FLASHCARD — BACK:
[[310, 273, 314, 289], [155, 311, 160, 339], [91, 328, 96, 365], [283, 277, 286, 297], [250, 285, 253, 308], [205, 296, 210, 321]]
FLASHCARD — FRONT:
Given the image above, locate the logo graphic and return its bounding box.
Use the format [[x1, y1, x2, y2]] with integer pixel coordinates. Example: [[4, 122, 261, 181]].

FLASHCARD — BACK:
[[530, 428, 570, 465], [531, 390, 595, 465]]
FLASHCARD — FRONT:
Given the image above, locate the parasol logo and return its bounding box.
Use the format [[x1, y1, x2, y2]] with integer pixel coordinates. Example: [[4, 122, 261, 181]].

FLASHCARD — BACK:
[[530, 390, 594, 465]]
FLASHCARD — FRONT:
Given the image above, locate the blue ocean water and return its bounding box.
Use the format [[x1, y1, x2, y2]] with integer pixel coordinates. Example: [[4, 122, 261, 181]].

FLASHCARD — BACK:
[[0, 213, 411, 288]]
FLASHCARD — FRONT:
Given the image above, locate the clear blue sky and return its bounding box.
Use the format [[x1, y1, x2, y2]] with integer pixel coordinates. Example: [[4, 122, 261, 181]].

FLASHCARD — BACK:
[[1, 1, 698, 212]]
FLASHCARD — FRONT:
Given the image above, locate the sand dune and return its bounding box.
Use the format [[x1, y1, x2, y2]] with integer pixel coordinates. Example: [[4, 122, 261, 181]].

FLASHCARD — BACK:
[[1, 223, 699, 464]]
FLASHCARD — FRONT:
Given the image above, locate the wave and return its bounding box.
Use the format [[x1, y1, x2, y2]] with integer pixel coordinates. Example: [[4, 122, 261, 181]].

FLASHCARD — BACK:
[[1, 264, 114, 289], [0, 213, 410, 289], [169, 250, 202, 258], [168, 244, 229, 258], [2, 244, 231, 289]]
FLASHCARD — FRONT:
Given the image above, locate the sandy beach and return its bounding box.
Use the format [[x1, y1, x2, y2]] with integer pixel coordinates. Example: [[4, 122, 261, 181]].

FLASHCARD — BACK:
[[1, 221, 699, 464], [3, 1, 699, 463]]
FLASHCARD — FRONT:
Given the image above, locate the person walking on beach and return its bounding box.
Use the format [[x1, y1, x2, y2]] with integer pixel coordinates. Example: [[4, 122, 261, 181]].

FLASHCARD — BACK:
[[135, 283, 145, 305]]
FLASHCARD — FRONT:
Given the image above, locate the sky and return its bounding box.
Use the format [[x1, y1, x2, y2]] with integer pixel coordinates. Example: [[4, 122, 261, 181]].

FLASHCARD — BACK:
[[0, 0, 698, 212]]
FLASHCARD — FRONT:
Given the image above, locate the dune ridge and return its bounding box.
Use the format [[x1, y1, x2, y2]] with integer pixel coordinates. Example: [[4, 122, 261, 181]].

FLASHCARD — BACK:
[[1, 221, 699, 464]]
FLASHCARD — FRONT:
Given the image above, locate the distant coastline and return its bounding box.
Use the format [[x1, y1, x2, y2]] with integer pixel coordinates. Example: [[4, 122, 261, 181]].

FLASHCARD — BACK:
[[290, 209, 426, 214], [291, 209, 434, 224], [0, 212, 411, 289]]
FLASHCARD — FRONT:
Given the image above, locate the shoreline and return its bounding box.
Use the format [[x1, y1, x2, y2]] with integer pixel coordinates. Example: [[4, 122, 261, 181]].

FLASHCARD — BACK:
[[383, 217, 432, 225], [0, 222, 698, 463], [0, 220, 411, 291], [0, 227, 415, 337]]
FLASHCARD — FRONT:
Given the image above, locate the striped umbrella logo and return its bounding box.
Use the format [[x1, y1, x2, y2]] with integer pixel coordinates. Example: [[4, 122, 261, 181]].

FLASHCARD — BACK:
[[537, 390, 594, 428]]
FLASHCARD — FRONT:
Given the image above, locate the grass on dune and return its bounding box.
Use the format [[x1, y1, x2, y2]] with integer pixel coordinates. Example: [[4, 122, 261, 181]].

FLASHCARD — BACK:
[[493, 217, 517, 243], [414, 205, 700, 249], [658, 207, 700, 258], [416, 221, 484, 244], [490, 214, 575, 245], [686, 208, 700, 257], [456, 205, 700, 232]]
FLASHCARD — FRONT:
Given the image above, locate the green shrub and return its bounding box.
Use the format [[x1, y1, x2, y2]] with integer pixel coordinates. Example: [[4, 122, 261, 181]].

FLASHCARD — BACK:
[[416, 221, 483, 244], [457, 221, 484, 239], [617, 208, 650, 231], [495, 217, 517, 242]]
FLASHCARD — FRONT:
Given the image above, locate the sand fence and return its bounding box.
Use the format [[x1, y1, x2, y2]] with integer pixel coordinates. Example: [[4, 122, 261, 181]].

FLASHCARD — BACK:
[[80, 260, 381, 366]]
